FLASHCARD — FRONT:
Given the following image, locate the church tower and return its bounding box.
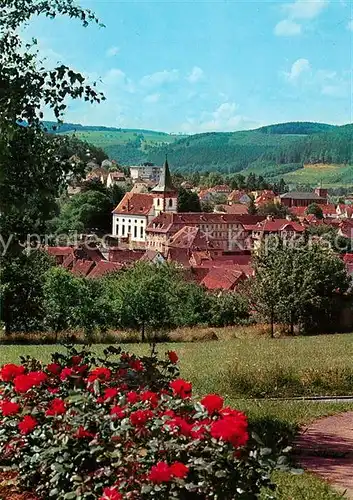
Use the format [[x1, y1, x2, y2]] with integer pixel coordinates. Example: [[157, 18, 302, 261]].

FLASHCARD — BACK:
[[152, 157, 178, 215]]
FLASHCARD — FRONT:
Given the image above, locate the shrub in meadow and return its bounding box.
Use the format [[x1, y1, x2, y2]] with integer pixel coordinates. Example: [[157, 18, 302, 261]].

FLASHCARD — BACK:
[[0, 346, 280, 499]]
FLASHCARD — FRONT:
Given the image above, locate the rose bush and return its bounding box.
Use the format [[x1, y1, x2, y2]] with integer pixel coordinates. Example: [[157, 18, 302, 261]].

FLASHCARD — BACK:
[[0, 346, 280, 499]]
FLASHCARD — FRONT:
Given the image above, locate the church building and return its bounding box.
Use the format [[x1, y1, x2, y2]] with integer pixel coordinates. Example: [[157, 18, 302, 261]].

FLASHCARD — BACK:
[[111, 158, 177, 247]]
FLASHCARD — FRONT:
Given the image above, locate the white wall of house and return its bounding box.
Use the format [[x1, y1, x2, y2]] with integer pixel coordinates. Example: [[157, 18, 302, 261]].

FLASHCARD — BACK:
[[130, 166, 161, 183], [112, 214, 148, 243]]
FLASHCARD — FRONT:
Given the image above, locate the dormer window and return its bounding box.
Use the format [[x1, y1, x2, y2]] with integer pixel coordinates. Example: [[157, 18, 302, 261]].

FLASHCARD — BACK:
[[169, 198, 173, 207], [157, 198, 160, 207]]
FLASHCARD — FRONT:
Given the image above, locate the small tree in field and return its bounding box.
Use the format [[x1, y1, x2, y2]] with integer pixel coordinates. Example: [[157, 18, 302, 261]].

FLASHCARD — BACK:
[[107, 262, 181, 342], [247, 236, 350, 335]]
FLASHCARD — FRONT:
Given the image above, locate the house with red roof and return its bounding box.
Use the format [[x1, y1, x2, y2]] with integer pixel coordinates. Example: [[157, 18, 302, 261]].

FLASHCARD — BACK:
[[146, 213, 264, 253], [214, 204, 249, 215], [106, 171, 127, 188], [227, 190, 251, 205], [254, 190, 276, 207], [244, 216, 305, 250], [200, 267, 247, 291]]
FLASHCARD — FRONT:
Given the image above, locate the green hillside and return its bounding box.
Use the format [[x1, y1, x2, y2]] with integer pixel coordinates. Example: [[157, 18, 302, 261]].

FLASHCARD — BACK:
[[51, 121, 353, 186]]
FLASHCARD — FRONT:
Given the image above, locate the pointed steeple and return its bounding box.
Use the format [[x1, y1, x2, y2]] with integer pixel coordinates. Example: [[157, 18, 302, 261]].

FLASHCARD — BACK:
[[152, 155, 175, 193]]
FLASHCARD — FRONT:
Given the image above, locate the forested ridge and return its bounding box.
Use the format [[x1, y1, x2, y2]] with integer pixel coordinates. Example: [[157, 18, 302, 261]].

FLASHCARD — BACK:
[[51, 121, 352, 177]]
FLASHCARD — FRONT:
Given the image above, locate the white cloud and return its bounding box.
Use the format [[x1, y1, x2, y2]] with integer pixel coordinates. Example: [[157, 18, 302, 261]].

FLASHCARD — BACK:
[[103, 68, 135, 93], [180, 102, 259, 133], [186, 66, 204, 83], [284, 0, 329, 20], [106, 46, 120, 57], [285, 58, 311, 81], [274, 19, 302, 36], [144, 93, 160, 103], [140, 69, 179, 87], [275, 0, 329, 36], [347, 19, 353, 30]]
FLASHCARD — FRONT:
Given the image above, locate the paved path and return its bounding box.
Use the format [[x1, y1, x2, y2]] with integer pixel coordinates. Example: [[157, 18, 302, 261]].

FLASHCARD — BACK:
[[296, 412, 353, 498]]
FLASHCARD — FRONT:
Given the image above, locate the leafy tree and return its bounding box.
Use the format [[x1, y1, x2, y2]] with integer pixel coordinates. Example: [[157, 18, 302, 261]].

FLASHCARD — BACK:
[[0, 0, 104, 330], [247, 236, 350, 335], [177, 187, 201, 212], [258, 202, 291, 218], [0, 250, 53, 334], [248, 198, 257, 215], [106, 262, 182, 341], [43, 267, 109, 340], [306, 203, 323, 219], [306, 224, 351, 253], [53, 190, 113, 234]]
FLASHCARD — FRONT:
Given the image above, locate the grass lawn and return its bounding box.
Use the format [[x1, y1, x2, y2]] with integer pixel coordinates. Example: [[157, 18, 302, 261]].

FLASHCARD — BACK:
[[1, 335, 353, 499]]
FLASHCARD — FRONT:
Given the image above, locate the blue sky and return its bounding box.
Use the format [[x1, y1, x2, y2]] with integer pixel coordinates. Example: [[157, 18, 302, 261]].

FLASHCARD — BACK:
[[25, 0, 353, 132]]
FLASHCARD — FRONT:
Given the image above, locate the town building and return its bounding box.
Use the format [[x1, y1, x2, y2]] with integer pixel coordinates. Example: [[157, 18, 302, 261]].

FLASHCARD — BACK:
[[243, 216, 305, 250], [129, 163, 162, 183], [227, 190, 251, 205], [106, 171, 127, 188], [146, 213, 264, 253], [280, 187, 328, 208], [112, 158, 177, 247]]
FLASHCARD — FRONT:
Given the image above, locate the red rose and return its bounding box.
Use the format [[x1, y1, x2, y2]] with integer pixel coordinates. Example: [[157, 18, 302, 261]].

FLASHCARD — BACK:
[[141, 391, 159, 407], [129, 409, 153, 427], [210, 412, 249, 448], [129, 359, 144, 372], [0, 364, 25, 382], [46, 363, 61, 375], [168, 351, 179, 364], [103, 388, 118, 401], [74, 426, 96, 439], [60, 367, 73, 381], [99, 486, 122, 500], [110, 405, 125, 419], [170, 461, 189, 479], [87, 367, 111, 383], [18, 415, 38, 435], [46, 398, 66, 416], [48, 387, 60, 394], [71, 355, 82, 365], [148, 461, 172, 483], [14, 371, 47, 393], [201, 394, 224, 414], [170, 379, 192, 399], [1, 400, 20, 416], [126, 391, 139, 404], [165, 416, 192, 436]]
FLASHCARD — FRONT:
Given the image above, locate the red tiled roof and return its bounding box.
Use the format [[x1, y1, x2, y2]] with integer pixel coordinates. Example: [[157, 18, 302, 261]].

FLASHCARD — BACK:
[[112, 192, 154, 215], [166, 248, 191, 267], [146, 212, 265, 234], [245, 218, 305, 233], [88, 261, 123, 278], [62, 253, 75, 269], [71, 260, 95, 277], [255, 190, 276, 206], [110, 172, 125, 179], [167, 226, 223, 251], [108, 248, 145, 263], [216, 204, 249, 215], [46, 246, 73, 256], [322, 204, 338, 216], [201, 267, 246, 290], [227, 190, 249, 203], [290, 206, 307, 217], [81, 247, 105, 262]]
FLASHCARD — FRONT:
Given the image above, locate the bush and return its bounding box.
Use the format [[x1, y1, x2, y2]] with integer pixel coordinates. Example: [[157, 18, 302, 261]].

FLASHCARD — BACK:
[[0, 346, 281, 499]]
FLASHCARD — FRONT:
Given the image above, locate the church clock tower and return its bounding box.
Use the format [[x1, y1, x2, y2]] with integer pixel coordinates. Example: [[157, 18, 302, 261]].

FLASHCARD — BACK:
[[152, 157, 178, 215]]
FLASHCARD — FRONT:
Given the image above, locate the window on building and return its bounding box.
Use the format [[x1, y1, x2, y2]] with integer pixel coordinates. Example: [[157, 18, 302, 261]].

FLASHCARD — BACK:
[[134, 226, 137, 238], [169, 198, 173, 207], [122, 224, 125, 236], [157, 198, 160, 207], [128, 226, 131, 234], [140, 227, 144, 238]]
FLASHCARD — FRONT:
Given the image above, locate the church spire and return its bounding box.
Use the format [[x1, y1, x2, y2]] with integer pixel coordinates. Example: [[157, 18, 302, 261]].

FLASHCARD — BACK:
[[152, 155, 175, 193]]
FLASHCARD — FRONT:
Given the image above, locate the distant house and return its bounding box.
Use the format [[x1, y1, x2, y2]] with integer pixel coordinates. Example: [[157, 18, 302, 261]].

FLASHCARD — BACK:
[[280, 187, 328, 208], [106, 171, 126, 188], [130, 164, 162, 183], [227, 190, 251, 205], [337, 204, 353, 218], [243, 216, 305, 250], [214, 204, 249, 215], [254, 190, 276, 207]]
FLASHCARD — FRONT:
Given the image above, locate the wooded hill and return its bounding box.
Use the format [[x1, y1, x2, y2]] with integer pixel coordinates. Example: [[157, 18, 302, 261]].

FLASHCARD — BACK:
[[55, 121, 353, 184]]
